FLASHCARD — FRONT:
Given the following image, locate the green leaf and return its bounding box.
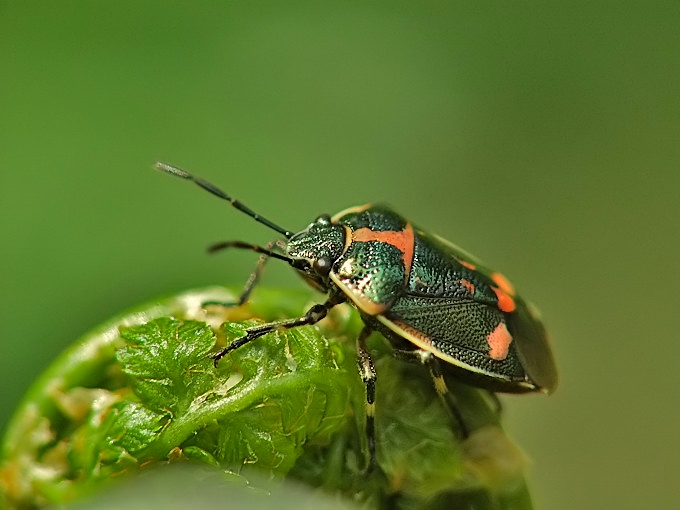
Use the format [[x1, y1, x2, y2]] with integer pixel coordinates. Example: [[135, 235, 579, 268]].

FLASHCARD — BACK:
[[0, 287, 534, 510], [116, 317, 215, 415], [105, 401, 168, 454]]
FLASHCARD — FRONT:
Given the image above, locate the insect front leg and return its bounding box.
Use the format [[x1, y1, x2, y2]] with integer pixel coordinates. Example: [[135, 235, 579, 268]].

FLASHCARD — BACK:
[[203, 239, 286, 307], [212, 293, 344, 365], [392, 349, 470, 439]]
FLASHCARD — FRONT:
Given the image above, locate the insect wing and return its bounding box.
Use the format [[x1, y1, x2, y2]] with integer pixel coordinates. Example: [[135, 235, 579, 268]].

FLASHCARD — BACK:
[[377, 295, 535, 391], [505, 299, 558, 393], [381, 230, 557, 392], [428, 233, 558, 392]]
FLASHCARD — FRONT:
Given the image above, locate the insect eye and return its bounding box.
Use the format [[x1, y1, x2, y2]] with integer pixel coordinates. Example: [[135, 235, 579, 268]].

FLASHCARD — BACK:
[[313, 255, 333, 276]]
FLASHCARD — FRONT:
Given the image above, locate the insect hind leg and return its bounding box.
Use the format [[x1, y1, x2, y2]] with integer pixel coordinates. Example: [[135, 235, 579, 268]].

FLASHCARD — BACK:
[[392, 348, 470, 438], [486, 390, 503, 417]]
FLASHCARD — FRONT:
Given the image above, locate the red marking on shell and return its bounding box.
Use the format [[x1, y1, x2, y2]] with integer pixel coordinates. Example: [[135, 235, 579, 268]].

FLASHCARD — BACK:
[[460, 279, 476, 296], [492, 286, 516, 313], [458, 259, 477, 271], [491, 272, 516, 296], [352, 224, 415, 275], [487, 322, 513, 360]]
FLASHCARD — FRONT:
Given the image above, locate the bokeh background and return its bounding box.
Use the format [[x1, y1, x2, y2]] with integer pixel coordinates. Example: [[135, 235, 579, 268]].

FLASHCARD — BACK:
[[1, 2, 678, 508]]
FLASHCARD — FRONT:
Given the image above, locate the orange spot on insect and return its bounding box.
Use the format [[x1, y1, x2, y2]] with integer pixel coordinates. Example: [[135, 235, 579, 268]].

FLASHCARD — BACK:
[[491, 272, 515, 296], [459, 259, 476, 271], [492, 286, 516, 313], [460, 279, 476, 296], [353, 224, 415, 275], [487, 322, 513, 360]]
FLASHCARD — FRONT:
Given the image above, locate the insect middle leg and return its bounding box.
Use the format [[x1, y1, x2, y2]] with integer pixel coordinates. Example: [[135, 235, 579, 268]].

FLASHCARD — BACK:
[[355, 326, 377, 472]]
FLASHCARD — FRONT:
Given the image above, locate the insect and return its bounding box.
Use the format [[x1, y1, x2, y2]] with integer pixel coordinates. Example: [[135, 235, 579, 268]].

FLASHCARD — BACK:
[[155, 162, 558, 471]]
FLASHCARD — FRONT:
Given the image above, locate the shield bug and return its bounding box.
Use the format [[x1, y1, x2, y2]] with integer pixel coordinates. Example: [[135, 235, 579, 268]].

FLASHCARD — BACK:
[[154, 162, 558, 470]]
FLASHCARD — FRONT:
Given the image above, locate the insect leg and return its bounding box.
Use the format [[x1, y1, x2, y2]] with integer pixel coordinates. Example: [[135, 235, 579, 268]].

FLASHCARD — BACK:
[[426, 354, 469, 438], [392, 349, 469, 438], [355, 326, 377, 472], [486, 390, 503, 417], [212, 294, 344, 365], [203, 239, 286, 307]]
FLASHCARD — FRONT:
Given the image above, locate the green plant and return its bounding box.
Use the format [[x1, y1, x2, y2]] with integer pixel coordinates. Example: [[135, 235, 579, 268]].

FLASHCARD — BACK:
[[0, 287, 532, 509]]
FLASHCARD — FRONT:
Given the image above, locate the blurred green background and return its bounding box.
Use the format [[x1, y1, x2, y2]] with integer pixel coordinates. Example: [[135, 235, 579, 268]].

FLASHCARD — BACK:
[[1, 2, 678, 508]]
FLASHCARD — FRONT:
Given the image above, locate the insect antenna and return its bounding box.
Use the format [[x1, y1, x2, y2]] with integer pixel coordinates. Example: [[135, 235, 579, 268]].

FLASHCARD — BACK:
[[208, 240, 310, 271], [155, 162, 293, 238], [209, 240, 282, 262]]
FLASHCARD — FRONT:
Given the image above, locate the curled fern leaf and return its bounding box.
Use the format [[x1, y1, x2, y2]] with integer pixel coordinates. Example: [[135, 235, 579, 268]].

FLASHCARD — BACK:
[[0, 287, 532, 509]]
